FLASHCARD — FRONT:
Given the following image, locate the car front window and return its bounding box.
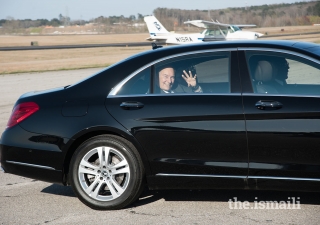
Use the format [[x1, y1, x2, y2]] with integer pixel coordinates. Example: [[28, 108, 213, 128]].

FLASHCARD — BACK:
[[245, 51, 320, 96]]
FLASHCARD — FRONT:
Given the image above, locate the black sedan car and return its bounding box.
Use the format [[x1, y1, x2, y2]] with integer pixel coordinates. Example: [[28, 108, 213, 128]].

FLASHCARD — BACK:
[[1, 40, 320, 210]]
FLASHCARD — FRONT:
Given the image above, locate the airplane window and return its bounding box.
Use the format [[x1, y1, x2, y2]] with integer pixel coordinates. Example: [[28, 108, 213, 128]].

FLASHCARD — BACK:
[[205, 30, 211, 35], [228, 27, 234, 33], [220, 28, 228, 35], [209, 30, 215, 35], [232, 26, 241, 31]]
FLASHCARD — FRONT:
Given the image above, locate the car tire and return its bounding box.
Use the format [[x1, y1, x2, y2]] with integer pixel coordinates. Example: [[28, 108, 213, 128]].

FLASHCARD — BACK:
[[69, 134, 145, 210]]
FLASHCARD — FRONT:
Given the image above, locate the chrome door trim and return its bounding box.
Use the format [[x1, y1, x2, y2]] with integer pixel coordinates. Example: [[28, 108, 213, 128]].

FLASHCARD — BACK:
[[108, 48, 236, 96], [237, 47, 320, 64], [156, 173, 320, 182], [249, 176, 320, 182], [242, 93, 320, 98], [6, 160, 55, 170], [108, 93, 242, 98], [156, 173, 247, 179]]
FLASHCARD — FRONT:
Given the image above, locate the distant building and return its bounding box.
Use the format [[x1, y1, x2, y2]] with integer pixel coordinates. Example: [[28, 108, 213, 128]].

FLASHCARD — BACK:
[[130, 23, 145, 27]]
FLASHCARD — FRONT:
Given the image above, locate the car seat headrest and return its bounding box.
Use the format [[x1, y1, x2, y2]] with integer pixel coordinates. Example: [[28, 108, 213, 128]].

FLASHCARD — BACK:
[[254, 61, 273, 83]]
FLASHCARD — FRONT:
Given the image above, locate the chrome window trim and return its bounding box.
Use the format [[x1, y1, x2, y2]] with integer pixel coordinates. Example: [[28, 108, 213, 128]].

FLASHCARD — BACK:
[[108, 48, 236, 96], [238, 47, 320, 64], [242, 93, 320, 98], [249, 176, 320, 182], [156, 173, 246, 179], [6, 160, 55, 170], [108, 93, 242, 98], [240, 47, 320, 96]]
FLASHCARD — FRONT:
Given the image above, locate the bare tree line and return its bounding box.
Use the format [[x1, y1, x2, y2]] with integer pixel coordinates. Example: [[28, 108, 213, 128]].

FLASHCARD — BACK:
[[1, 1, 320, 35], [154, 1, 320, 31]]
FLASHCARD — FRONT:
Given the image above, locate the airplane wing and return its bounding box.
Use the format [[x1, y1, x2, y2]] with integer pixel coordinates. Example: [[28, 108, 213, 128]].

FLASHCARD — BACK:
[[184, 20, 230, 29], [184, 20, 256, 29], [234, 24, 257, 28]]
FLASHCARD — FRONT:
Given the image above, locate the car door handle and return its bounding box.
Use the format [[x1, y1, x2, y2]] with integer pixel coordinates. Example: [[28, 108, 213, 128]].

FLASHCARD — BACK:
[[120, 101, 144, 110], [255, 100, 283, 110]]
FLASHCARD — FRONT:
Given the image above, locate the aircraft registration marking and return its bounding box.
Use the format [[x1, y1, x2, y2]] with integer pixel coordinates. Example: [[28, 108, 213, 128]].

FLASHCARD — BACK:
[[175, 37, 193, 42]]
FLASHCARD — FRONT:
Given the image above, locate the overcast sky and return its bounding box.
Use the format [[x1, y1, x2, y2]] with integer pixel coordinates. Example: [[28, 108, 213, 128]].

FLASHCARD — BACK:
[[0, 0, 306, 20]]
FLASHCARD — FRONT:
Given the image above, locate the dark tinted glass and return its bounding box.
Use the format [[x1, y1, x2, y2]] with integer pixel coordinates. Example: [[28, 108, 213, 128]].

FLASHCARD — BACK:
[[154, 52, 230, 94], [116, 67, 151, 95], [246, 51, 320, 95]]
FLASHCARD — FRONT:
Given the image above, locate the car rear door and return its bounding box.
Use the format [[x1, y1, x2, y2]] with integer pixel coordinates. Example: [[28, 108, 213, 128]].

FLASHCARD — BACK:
[[105, 50, 248, 188]]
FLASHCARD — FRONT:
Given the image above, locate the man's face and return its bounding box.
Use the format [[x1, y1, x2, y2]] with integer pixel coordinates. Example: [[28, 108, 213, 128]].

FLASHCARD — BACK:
[[159, 67, 175, 91]]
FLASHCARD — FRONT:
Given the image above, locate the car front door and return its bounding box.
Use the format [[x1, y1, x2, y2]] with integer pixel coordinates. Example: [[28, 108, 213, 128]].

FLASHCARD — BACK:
[[240, 49, 320, 189], [105, 50, 248, 188]]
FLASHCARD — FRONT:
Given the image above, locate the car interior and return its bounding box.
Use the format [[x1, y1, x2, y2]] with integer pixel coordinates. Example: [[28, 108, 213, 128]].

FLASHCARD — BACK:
[[153, 55, 230, 94], [247, 54, 320, 96]]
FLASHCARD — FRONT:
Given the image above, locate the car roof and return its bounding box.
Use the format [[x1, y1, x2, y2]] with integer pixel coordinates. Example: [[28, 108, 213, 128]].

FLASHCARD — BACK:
[[136, 40, 320, 59], [165, 40, 318, 50]]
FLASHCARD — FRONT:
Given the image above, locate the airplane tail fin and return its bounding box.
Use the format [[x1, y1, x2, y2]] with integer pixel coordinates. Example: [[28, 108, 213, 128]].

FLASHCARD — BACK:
[[144, 16, 170, 35]]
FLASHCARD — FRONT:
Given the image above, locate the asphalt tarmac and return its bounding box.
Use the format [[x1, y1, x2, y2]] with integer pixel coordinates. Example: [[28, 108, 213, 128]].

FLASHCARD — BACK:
[[0, 31, 319, 52], [0, 42, 152, 51], [0, 68, 320, 224]]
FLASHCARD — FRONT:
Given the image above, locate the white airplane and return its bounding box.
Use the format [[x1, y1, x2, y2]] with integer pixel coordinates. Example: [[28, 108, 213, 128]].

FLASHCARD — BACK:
[[144, 15, 263, 45]]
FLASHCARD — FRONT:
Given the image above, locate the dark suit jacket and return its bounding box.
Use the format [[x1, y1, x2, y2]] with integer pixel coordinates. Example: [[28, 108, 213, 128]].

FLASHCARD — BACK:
[[160, 84, 193, 94], [270, 80, 288, 94]]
